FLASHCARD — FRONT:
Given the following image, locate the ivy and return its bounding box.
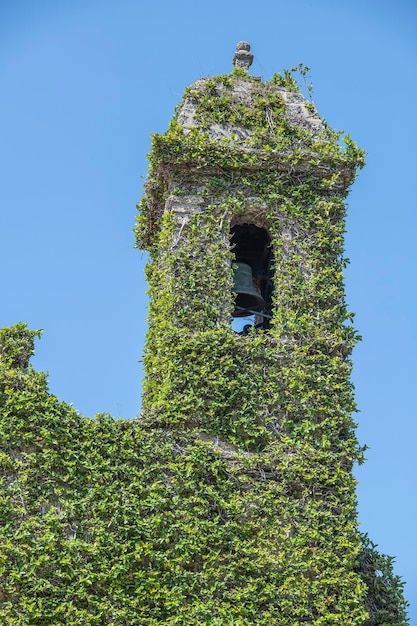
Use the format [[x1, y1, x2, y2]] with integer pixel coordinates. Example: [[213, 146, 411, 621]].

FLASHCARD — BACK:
[[131, 66, 407, 624], [0, 325, 409, 623], [0, 60, 408, 625]]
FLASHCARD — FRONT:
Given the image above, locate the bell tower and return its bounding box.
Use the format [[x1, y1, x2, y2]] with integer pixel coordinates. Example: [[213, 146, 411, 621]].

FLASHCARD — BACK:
[[135, 41, 363, 439], [134, 43, 406, 623]]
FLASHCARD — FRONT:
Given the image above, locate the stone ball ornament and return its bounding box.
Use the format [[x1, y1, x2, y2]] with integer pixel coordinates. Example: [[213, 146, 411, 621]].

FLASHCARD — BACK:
[[232, 41, 254, 71]]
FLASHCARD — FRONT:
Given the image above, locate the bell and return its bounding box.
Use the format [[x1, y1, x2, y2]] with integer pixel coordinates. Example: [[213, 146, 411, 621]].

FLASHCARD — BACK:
[[232, 262, 265, 317]]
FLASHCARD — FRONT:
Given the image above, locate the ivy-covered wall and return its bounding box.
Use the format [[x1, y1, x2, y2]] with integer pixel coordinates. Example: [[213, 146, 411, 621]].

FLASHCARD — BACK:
[[0, 59, 408, 625], [0, 324, 408, 624]]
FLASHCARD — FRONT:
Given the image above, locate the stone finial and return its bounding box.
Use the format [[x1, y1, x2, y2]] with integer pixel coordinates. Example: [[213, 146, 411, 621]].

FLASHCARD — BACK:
[[232, 41, 253, 72]]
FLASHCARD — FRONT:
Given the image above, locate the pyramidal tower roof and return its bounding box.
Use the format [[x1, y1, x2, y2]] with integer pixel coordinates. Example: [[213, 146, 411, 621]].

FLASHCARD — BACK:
[[177, 41, 325, 147]]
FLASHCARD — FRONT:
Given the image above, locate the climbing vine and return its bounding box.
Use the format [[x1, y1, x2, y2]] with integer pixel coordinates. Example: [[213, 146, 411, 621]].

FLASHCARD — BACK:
[[0, 63, 408, 625], [0, 325, 408, 624], [132, 68, 407, 624]]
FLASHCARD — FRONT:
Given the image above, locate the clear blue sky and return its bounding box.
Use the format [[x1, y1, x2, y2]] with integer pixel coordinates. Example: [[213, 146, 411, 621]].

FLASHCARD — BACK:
[[1, 0, 416, 620]]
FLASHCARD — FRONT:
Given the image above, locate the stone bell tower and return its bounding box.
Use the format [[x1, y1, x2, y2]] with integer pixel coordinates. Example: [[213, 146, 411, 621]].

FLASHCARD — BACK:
[[134, 44, 406, 623]]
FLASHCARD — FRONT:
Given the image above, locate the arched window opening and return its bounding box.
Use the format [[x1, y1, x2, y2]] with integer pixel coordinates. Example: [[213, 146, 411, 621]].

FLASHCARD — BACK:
[[230, 223, 274, 334]]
